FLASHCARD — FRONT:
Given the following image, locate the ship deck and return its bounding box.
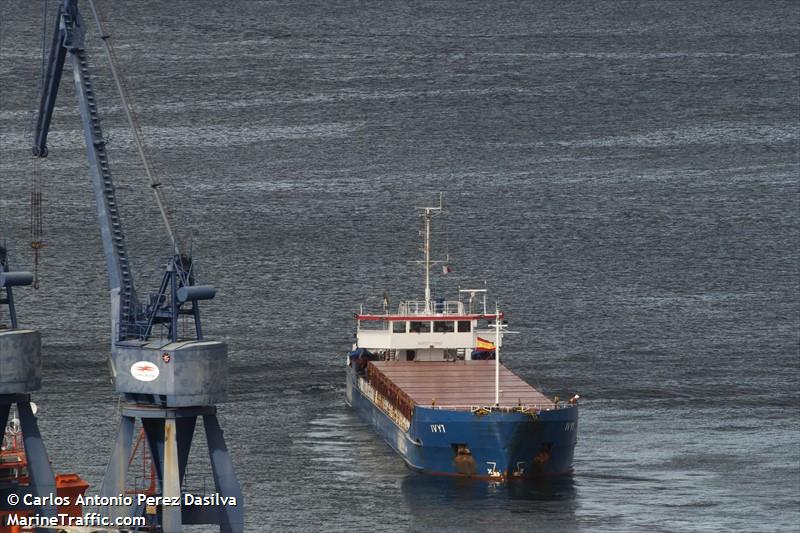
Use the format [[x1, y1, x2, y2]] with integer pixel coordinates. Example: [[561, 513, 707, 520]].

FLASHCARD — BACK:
[[369, 360, 555, 409]]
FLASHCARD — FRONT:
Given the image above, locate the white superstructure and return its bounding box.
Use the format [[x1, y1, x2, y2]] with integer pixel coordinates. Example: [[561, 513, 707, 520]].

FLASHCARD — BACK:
[[354, 198, 506, 365]]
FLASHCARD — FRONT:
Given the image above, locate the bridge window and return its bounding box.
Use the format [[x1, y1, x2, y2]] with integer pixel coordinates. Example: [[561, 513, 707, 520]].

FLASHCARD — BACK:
[[457, 321, 471, 332], [392, 321, 407, 333], [409, 321, 430, 333], [433, 321, 454, 333]]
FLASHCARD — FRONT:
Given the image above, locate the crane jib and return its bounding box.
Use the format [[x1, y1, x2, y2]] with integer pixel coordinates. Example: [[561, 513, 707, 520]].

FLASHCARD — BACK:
[[30, 0, 209, 345]]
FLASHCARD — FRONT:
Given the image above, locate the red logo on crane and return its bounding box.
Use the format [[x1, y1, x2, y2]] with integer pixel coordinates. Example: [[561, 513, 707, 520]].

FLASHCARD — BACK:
[[130, 361, 160, 382]]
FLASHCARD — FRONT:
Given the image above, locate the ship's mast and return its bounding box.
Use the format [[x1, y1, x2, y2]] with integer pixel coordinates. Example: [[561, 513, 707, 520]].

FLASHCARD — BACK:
[[492, 303, 516, 405], [419, 195, 443, 313], [495, 303, 501, 405], [423, 208, 431, 311]]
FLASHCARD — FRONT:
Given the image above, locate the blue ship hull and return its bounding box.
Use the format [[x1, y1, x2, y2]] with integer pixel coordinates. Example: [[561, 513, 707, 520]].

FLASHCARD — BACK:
[[346, 367, 578, 480]]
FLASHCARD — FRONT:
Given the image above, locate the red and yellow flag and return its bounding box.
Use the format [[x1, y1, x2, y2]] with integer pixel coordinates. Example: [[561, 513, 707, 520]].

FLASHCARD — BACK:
[[476, 337, 495, 351]]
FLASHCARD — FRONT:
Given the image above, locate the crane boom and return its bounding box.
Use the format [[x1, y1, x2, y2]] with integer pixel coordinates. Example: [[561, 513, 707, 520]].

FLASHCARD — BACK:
[[32, 1, 67, 158], [85, 0, 179, 254], [33, 0, 137, 340], [31, 0, 213, 343]]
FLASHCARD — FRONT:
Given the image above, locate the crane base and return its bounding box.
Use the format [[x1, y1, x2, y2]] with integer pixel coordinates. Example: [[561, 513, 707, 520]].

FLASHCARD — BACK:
[[100, 404, 244, 533], [0, 394, 58, 522]]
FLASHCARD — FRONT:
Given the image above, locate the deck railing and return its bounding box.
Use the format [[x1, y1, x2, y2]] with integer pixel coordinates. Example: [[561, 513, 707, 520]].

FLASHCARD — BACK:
[[424, 403, 570, 414], [398, 300, 462, 315]]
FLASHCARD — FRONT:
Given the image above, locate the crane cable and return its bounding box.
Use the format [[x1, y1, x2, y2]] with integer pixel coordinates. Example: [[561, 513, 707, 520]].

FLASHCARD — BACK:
[[85, 0, 180, 255], [29, 0, 50, 289], [30, 162, 43, 289]]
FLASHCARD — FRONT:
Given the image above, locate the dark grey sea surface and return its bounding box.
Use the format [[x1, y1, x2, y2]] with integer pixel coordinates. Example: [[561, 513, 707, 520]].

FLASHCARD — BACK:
[[1, 1, 798, 531]]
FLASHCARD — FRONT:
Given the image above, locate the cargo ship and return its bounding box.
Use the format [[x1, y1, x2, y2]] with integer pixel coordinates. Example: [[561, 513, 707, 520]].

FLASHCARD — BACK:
[[345, 201, 579, 480]]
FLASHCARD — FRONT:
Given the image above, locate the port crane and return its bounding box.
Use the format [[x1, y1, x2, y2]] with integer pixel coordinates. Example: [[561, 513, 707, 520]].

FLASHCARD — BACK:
[[0, 240, 58, 524], [31, 1, 243, 531]]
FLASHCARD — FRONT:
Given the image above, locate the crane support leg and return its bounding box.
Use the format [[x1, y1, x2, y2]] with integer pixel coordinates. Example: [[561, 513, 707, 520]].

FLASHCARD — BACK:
[[205, 413, 245, 533], [162, 418, 181, 533], [17, 400, 58, 523], [142, 418, 165, 487], [103, 407, 243, 533], [100, 414, 136, 520], [0, 395, 58, 528], [141, 416, 196, 492]]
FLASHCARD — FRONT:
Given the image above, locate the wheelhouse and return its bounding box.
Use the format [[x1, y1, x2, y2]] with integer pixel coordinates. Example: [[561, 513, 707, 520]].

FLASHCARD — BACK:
[[355, 291, 504, 362]]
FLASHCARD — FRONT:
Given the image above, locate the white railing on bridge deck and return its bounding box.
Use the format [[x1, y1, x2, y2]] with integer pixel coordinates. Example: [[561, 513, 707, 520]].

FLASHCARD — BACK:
[[398, 300, 463, 315]]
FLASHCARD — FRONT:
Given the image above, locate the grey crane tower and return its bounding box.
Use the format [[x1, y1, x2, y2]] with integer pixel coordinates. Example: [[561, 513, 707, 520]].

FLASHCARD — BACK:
[[31, 1, 243, 531], [0, 241, 58, 522]]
